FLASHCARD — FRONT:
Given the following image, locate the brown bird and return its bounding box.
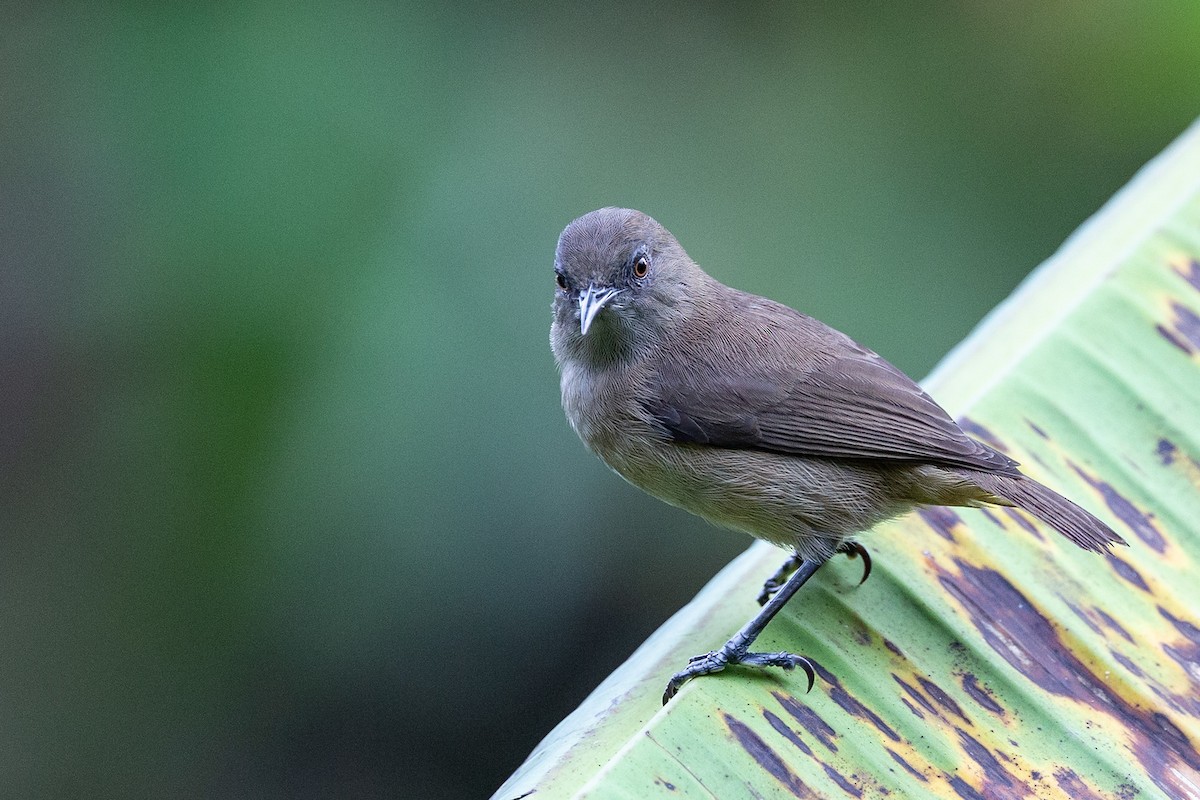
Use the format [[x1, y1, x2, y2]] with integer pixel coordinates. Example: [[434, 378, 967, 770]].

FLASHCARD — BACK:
[[549, 207, 1126, 704]]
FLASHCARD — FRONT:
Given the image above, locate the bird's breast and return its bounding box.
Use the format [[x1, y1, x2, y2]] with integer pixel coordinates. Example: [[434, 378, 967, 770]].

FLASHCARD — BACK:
[[559, 361, 648, 455]]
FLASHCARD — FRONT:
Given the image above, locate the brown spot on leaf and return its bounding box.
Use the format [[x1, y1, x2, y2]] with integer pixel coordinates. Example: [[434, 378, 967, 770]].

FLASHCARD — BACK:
[[892, 674, 939, 718], [899, 697, 924, 719], [1106, 553, 1150, 592], [1063, 599, 1105, 636], [917, 677, 969, 723], [1094, 607, 1134, 643], [939, 561, 1101, 695], [1160, 607, 1200, 645], [1051, 768, 1108, 800], [1001, 507, 1044, 541], [1163, 642, 1200, 689], [886, 748, 927, 782], [810, 663, 901, 742], [1157, 323, 1195, 355], [822, 764, 863, 798], [1167, 302, 1200, 351], [960, 674, 1005, 717], [763, 709, 813, 756], [956, 728, 1033, 798], [1158, 439, 1178, 465], [725, 714, 818, 798], [946, 774, 988, 800], [918, 506, 962, 542], [1176, 259, 1200, 292], [1072, 463, 1166, 551], [937, 559, 1200, 797], [1159, 608, 1200, 689], [1026, 420, 1049, 440], [775, 693, 838, 753], [1110, 649, 1145, 678]]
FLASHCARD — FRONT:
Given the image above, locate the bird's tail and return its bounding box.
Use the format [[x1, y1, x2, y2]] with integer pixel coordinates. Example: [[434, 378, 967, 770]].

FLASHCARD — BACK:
[[969, 472, 1127, 553]]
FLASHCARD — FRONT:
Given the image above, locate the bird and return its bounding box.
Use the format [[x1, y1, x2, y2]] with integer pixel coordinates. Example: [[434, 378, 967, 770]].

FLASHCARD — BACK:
[[548, 207, 1126, 704]]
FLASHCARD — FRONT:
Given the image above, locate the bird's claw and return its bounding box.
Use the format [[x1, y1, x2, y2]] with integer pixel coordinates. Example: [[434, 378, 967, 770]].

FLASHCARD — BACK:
[[756, 584, 779, 606], [757, 556, 803, 606], [836, 541, 872, 586], [662, 647, 815, 704], [664, 650, 727, 703], [757, 545, 871, 606]]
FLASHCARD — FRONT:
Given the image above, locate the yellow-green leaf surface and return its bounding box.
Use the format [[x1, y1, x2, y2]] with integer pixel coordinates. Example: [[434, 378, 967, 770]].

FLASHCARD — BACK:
[[496, 119, 1200, 800]]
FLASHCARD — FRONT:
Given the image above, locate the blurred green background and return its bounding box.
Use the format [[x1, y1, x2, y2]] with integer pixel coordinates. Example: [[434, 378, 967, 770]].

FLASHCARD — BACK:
[[3, 2, 1198, 798]]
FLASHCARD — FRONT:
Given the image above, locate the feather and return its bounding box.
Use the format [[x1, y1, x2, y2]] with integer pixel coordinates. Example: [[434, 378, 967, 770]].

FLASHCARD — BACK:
[[644, 290, 1020, 476]]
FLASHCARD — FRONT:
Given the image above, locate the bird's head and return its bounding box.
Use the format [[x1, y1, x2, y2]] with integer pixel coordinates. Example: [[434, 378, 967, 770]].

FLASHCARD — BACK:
[[550, 207, 703, 368]]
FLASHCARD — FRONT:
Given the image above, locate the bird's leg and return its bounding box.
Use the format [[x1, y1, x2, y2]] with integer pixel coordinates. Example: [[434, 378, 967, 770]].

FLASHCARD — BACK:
[[663, 558, 824, 704], [757, 542, 872, 606]]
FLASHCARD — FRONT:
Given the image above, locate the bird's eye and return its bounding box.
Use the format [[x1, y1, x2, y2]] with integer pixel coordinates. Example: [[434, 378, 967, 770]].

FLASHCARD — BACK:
[[633, 255, 650, 278], [555, 272, 568, 291]]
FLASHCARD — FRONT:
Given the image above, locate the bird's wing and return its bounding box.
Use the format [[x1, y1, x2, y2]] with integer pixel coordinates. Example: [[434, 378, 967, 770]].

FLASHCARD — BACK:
[[644, 311, 1019, 475]]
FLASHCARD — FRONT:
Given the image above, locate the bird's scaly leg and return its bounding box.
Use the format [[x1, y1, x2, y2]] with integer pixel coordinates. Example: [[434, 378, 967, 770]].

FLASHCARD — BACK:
[[663, 558, 823, 704]]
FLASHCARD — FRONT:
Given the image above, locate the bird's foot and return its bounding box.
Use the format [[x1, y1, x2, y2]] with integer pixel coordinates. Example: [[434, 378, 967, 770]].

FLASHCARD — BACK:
[[663, 640, 815, 704], [836, 541, 872, 586], [757, 544, 871, 606], [757, 555, 803, 606]]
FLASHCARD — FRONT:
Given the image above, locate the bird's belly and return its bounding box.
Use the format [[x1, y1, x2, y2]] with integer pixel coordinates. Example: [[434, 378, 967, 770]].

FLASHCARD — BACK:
[[559, 366, 912, 560], [596, 439, 907, 560]]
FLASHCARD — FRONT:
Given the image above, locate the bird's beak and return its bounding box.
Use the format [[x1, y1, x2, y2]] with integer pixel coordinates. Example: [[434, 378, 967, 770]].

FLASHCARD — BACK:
[[578, 285, 622, 335]]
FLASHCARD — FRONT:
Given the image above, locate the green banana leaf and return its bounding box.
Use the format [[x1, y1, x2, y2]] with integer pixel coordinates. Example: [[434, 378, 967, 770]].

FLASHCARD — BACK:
[[495, 118, 1200, 800]]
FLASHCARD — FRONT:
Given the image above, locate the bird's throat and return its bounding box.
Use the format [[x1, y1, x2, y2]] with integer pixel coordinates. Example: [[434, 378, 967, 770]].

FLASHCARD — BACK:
[[573, 315, 638, 369]]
